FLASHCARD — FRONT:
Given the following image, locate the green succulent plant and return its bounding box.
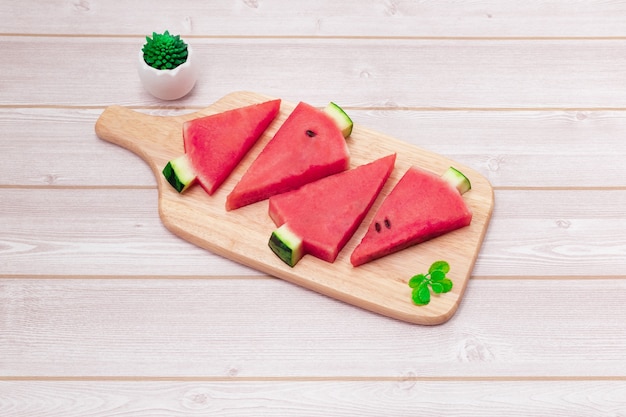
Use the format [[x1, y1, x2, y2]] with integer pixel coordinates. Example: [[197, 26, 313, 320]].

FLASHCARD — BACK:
[[142, 30, 188, 70]]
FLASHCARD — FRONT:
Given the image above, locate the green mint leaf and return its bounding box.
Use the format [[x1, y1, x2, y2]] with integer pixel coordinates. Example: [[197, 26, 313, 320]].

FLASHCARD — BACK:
[[431, 282, 444, 294], [417, 282, 431, 305], [408, 260, 454, 306], [411, 289, 427, 305], [430, 269, 446, 282], [408, 274, 426, 288], [429, 260, 450, 274]]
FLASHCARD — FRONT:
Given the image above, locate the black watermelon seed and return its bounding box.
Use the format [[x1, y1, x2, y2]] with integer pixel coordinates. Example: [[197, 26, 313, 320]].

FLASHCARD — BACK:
[[384, 218, 391, 229], [306, 129, 317, 137], [375, 222, 381, 232]]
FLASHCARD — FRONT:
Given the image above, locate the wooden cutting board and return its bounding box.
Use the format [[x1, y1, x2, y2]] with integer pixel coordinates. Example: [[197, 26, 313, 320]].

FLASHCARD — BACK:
[[95, 91, 494, 325]]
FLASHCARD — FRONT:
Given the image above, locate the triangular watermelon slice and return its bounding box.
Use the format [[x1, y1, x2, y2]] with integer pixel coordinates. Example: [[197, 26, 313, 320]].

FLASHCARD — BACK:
[[162, 99, 281, 194], [225, 101, 351, 211], [268, 154, 396, 267], [350, 166, 473, 267]]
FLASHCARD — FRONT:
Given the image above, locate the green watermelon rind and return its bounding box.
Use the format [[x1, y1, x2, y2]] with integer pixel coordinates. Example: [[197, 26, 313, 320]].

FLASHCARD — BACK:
[[269, 224, 304, 267], [323, 102, 353, 138], [441, 166, 472, 195], [162, 154, 196, 193]]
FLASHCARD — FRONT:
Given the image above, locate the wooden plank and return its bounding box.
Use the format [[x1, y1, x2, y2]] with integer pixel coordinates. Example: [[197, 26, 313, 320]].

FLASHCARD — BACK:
[[3, 37, 626, 108], [3, 0, 626, 38], [356, 109, 626, 188], [3, 108, 626, 188], [94, 92, 494, 325], [476, 189, 626, 276], [2, 188, 626, 277], [1, 278, 626, 378], [1, 380, 626, 417], [0, 108, 155, 187], [0, 188, 254, 277]]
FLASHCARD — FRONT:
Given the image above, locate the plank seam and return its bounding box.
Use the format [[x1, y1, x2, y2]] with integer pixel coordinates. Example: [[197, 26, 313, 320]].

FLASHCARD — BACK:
[[7, 104, 626, 112], [2, 375, 626, 382], [1, 275, 624, 280], [3, 185, 626, 191], [4, 33, 626, 41], [0, 275, 269, 280]]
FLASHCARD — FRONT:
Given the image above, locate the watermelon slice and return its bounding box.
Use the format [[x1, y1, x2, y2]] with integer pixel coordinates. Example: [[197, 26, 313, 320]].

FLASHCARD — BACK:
[[350, 166, 473, 267], [162, 99, 281, 194], [225, 101, 351, 211], [268, 154, 396, 267]]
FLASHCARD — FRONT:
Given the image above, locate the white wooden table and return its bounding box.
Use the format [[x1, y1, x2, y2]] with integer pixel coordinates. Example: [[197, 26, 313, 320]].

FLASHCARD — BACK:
[[2, 1, 626, 415]]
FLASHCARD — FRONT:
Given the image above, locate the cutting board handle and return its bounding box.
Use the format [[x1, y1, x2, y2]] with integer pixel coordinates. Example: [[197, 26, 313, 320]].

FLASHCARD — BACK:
[[95, 105, 184, 176]]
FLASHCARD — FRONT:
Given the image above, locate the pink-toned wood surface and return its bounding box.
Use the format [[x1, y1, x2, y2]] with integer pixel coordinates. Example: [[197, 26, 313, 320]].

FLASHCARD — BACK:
[[6, 2, 626, 414], [95, 91, 494, 325]]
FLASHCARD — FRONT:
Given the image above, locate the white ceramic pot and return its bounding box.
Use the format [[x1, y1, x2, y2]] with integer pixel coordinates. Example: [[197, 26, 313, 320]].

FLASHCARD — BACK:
[[137, 45, 198, 100]]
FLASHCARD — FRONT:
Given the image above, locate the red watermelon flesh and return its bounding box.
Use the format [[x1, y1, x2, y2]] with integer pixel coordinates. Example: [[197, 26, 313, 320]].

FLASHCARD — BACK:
[[183, 99, 281, 195], [269, 154, 396, 264], [226, 101, 350, 211], [350, 166, 473, 267]]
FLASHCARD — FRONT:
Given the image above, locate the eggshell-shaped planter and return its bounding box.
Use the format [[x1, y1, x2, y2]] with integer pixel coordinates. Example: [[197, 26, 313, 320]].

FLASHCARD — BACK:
[[137, 45, 198, 100]]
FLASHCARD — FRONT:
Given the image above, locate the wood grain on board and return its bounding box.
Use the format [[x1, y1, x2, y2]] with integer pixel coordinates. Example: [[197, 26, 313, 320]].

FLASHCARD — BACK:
[[95, 91, 494, 325]]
